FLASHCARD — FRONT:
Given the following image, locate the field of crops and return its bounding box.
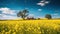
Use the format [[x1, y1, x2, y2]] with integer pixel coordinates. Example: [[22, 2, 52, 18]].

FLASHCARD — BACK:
[[0, 20, 60, 34]]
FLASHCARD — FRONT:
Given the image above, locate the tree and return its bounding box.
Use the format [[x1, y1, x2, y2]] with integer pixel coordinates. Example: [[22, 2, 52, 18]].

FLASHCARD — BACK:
[[45, 14, 52, 19], [17, 9, 29, 20]]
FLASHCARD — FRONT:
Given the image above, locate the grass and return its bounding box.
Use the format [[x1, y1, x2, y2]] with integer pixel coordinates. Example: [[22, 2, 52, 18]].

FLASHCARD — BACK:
[[0, 20, 60, 34]]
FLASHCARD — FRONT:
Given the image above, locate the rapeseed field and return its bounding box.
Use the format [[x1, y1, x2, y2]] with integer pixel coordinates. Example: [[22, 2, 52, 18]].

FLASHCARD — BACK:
[[0, 20, 60, 34]]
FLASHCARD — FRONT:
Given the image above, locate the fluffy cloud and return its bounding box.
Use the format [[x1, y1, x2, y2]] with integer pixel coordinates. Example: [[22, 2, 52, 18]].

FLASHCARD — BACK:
[[0, 14, 17, 20], [0, 7, 18, 20], [37, 0, 49, 6], [0, 7, 16, 15], [37, 2, 45, 6]]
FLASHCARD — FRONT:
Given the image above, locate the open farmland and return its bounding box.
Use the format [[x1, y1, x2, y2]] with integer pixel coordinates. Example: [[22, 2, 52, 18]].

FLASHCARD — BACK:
[[0, 20, 60, 34]]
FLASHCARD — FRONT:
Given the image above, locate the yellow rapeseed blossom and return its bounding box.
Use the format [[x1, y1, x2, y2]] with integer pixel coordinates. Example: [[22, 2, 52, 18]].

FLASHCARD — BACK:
[[0, 20, 60, 34]]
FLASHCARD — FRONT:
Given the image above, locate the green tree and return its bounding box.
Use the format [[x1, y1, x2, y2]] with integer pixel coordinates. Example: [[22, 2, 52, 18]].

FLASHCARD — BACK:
[[17, 9, 29, 20], [45, 14, 52, 19]]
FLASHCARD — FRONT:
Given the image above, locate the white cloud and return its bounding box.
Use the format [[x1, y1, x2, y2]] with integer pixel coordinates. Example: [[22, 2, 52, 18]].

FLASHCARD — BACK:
[[29, 14, 34, 16], [37, 2, 45, 6], [0, 14, 17, 20], [0, 14, 1, 15], [0, 14, 2, 17], [0, 7, 16, 15], [0, 7, 18, 20], [37, 0, 49, 6], [28, 14, 34, 18]]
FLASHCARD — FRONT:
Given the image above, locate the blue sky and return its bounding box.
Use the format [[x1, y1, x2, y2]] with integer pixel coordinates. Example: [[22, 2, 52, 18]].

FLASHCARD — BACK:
[[0, 0, 60, 19]]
